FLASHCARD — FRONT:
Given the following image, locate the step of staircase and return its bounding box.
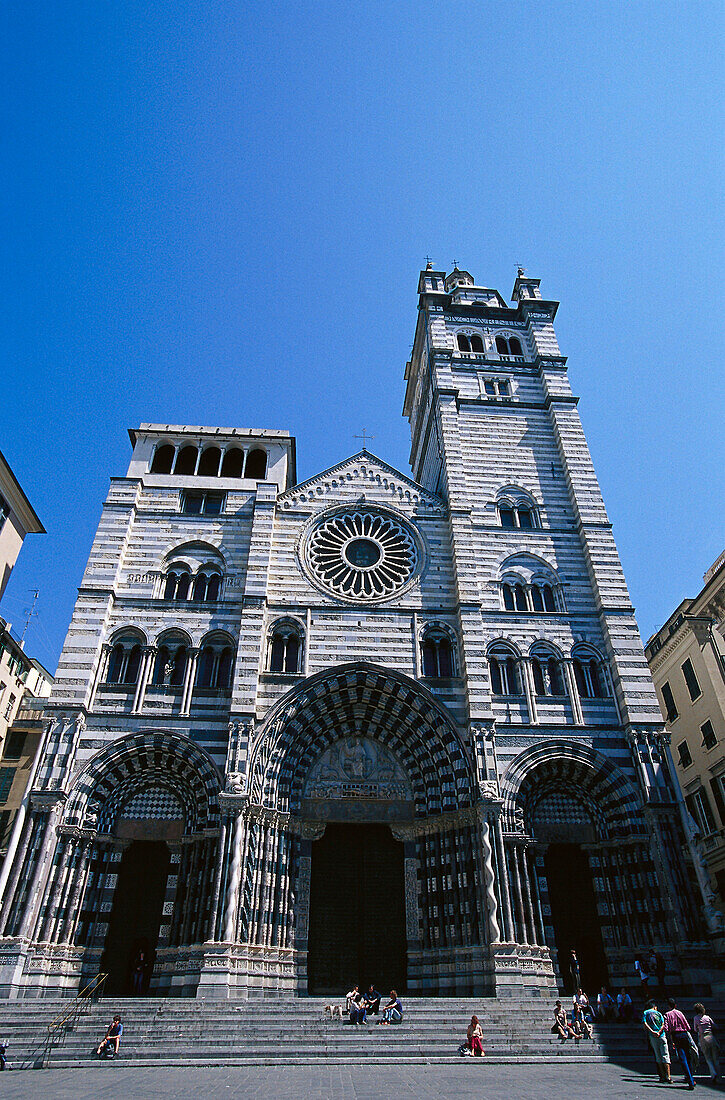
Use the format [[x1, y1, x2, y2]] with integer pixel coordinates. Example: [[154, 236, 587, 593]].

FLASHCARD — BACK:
[[0, 995, 703, 1070]]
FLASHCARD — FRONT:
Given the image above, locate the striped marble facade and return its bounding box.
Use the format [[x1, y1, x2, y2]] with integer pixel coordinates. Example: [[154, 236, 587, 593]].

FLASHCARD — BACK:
[[0, 267, 708, 1000]]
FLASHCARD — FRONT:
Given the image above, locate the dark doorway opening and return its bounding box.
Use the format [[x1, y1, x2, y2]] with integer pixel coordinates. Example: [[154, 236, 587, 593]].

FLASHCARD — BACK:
[[100, 840, 170, 995], [544, 842, 608, 993], [307, 823, 407, 995]]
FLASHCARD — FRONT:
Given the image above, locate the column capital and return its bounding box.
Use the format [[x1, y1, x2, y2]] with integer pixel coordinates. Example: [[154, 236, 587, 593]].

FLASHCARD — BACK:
[[219, 792, 249, 814]]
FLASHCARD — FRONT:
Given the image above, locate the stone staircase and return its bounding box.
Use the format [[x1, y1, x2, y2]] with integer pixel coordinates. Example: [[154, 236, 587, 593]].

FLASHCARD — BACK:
[[0, 996, 661, 1069]]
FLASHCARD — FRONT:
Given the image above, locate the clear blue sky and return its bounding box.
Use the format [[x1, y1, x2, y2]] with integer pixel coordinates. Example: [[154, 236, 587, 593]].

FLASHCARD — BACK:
[[1, 1, 723, 672]]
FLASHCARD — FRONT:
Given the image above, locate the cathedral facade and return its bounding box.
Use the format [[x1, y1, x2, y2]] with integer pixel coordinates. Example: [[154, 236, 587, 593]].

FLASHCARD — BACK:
[[0, 267, 706, 999]]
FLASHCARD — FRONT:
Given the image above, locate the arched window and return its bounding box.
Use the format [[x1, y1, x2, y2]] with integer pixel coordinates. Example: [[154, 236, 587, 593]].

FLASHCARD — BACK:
[[497, 490, 539, 529], [548, 656, 566, 696], [221, 448, 244, 478], [245, 449, 267, 479], [469, 334, 484, 353], [197, 446, 221, 477], [514, 584, 527, 611], [531, 657, 546, 696], [205, 573, 221, 601], [106, 638, 142, 685], [150, 444, 174, 474], [197, 644, 234, 689], [488, 646, 523, 696], [495, 335, 509, 355], [152, 642, 187, 687], [174, 445, 197, 475], [531, 650, 566, 697], [530, 585, 544, 612], [268, 621, 303, 674], [509, 336, 523, 356], [192, 574, 208, 602], [573, 656, 605, 699], [457, 333, 471, 352], [421, 627, 455, 678], [502, 583, 515, 611], [541, 584, 556, 612], [163, 570, 192, 600]]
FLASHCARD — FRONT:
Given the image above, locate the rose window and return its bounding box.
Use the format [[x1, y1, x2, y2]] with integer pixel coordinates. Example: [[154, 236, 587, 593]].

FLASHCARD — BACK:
[[305, 509, 419, 601]]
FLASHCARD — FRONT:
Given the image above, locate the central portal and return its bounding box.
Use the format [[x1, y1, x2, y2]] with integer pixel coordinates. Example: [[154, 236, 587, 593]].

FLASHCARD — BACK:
[[307, 823, 407, 995]]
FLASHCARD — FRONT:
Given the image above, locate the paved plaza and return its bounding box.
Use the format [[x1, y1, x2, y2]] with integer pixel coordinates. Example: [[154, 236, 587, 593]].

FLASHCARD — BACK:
[[0, 1063, 723, 1100]]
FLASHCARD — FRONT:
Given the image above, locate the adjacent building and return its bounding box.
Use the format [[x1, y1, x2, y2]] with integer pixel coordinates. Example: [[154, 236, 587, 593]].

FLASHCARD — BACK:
[[646, 551, 725, 914], [0, 451, 44, 601], [0, 266, 707, 1001], [0, 621, 54, 854]]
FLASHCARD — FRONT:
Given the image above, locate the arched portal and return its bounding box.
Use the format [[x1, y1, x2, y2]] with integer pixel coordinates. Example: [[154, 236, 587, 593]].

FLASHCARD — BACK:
[[62, 732, 221, 995], [502, 741, 666, 993], [243, 663, 486, 996]]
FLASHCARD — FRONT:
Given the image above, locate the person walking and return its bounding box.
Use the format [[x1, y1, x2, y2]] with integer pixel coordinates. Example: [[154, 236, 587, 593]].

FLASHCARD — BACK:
[[634, 956, 651, 993], [693, 1002, 719, 1082], [643, 1000, 671, 1084], [665, 998, 697, 1089]]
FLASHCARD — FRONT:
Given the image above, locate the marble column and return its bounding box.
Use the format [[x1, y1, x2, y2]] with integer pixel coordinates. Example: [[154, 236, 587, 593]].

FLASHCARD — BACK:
[[37, 834, 71, 942], [180, 648, 200, 717], [222, 802, 247, 942], [508, 840, 527, 944], [476, 810, 500, 944], [59, 837, 92, 945], [132, 646, 155, 713], [19, 808, 58, 939], [493, 816, 514, 941], [206, 820, 228, 941]]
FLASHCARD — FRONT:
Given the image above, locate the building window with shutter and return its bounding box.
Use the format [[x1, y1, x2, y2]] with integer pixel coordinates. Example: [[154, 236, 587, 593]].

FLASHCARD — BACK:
[[677, 741, 692, 768], [661, 681, 678, 723], [702, 721, 718, 751], [682, 658, 701, 702]]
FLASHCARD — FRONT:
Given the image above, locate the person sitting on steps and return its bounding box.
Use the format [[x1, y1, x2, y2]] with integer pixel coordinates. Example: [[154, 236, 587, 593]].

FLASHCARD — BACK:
[[572, 1000, 593, 1040], [458, 1014, 485, 1056], [572, 987, 594, 1023], [552, 1001, 574, 1041], [379, 990, 403, 1024], [346, 985, 366, 1025], [363, 985, 382, 1016], [596, 986, 615, 1022], [96, 1014, 123, 1059]]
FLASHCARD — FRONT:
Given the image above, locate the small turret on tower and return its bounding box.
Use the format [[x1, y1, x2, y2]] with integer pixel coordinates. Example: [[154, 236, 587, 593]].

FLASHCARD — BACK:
[[511, 268, 542, 302]]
